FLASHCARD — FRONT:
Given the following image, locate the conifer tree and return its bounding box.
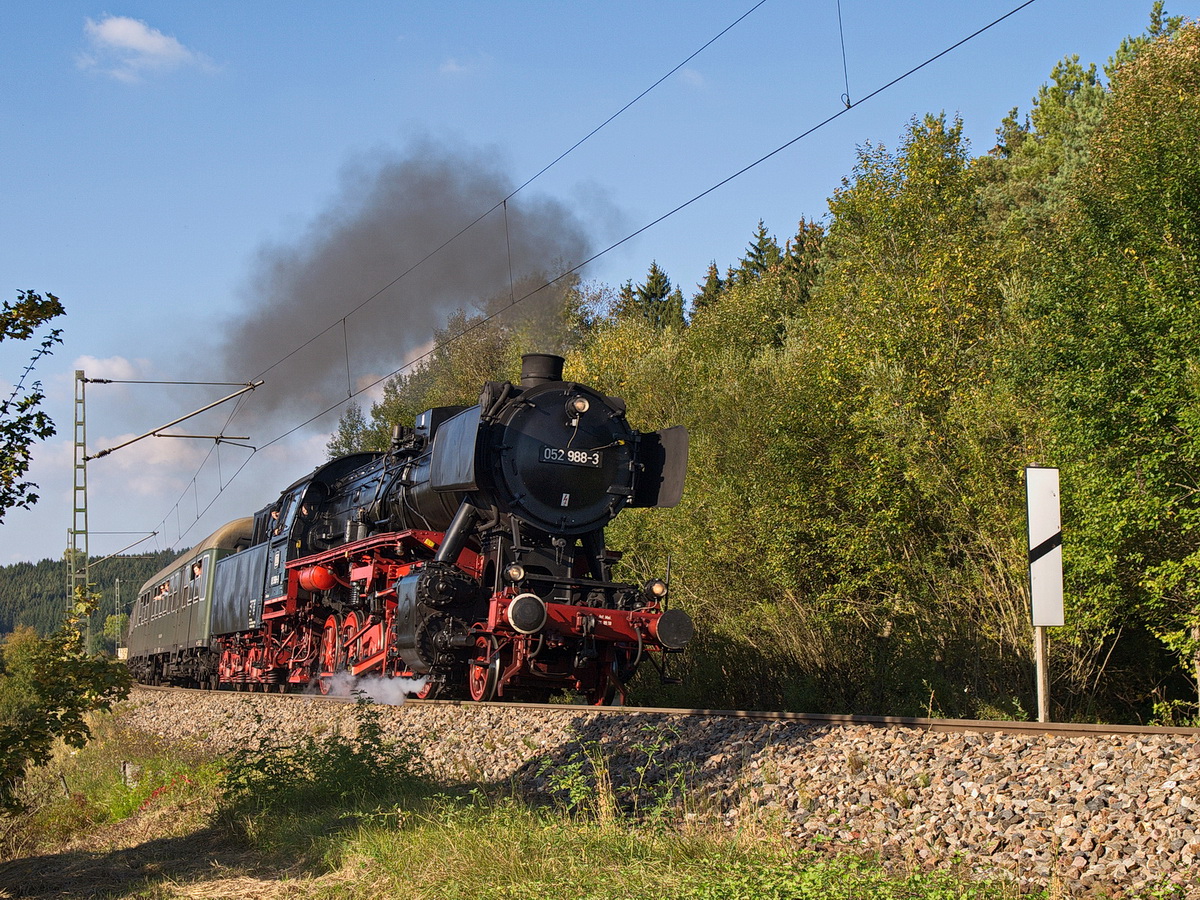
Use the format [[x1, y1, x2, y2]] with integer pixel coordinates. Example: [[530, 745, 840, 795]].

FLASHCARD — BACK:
[[617, 263, 685, 330], [736, 220, 783, 284], [692, 261, 725, 311], [637, 261, 672, 308], [780, 218, 824, 306], [614, 279, 637, 318]]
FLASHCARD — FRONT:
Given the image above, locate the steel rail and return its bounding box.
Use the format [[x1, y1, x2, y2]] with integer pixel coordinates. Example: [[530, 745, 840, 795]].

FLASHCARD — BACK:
[[131, 685, 1200, 738]]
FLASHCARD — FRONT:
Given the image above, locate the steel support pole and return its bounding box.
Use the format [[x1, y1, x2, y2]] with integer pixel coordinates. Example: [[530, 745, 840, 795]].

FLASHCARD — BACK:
[[68, 370, 88, 609], [1035, 625, 1050, 723]]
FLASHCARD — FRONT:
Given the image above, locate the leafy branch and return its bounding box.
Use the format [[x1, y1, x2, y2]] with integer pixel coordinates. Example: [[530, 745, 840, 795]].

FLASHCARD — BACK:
[[0, 290, 65, 522]]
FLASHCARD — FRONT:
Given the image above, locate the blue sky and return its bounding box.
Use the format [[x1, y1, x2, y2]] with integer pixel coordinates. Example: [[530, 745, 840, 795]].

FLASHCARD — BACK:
[[0, 0, 1189, 568]]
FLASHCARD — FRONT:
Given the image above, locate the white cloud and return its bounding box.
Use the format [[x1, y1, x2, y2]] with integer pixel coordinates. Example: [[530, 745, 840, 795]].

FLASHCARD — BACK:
[[679, 68, 705, 88], [72, 354, 145, 381], [78, 15, 216, 83], [439, 53, 491, 77], [439, 57, 470, 76], [90, 429, 211, 494]]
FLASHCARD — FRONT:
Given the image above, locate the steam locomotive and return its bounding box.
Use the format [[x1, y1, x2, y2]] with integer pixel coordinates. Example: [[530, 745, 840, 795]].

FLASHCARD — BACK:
[[125, 354, 692, 703]]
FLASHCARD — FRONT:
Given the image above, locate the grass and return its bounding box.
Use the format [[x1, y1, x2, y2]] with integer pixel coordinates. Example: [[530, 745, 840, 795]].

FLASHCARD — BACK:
[[0, 713, 223, 863], [1, 699, 1188, 900], [339, 800, 1021, 900]]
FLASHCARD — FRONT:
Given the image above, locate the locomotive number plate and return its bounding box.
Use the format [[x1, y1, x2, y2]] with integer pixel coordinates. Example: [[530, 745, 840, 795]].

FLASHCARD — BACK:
[[541, 445, 602, 468]]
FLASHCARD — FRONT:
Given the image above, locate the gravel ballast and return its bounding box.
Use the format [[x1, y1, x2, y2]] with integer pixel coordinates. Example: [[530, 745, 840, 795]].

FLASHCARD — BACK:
[[119, 687, 1200, 896]]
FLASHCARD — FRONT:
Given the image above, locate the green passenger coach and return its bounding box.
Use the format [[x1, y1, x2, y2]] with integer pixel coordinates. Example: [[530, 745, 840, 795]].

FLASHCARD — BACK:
[[126, 517, 253, 686]]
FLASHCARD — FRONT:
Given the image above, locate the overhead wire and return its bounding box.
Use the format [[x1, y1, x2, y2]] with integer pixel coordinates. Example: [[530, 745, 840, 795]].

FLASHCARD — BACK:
[[836, 0, 852, 107], [153, 0, 1040, 548], [151, 0, 770, 547], [248, 0, 770, 387]]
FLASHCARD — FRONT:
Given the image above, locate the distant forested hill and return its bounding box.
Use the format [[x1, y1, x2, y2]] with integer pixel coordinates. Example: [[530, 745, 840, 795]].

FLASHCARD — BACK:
[[0, 550, 181, 644]]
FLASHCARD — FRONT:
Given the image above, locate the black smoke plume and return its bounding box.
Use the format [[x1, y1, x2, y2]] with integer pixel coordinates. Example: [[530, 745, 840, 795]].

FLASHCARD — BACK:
[[212, 139, 593, 423]]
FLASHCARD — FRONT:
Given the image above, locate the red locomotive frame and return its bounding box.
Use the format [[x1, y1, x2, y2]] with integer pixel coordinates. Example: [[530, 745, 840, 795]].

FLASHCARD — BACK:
[[215, 528, 670, 704]]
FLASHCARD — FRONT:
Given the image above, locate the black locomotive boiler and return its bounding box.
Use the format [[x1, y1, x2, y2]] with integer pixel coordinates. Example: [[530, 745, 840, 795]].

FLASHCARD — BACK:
[[126, 354, 693, 703]]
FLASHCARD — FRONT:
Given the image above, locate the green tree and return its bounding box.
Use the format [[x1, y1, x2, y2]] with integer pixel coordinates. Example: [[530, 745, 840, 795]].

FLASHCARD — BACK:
[[1, 594, 131, 812], [777, 113, 1035, 714], [359, 309, 523, 446], [1104, 1, 1184, 82], [692, 261, 724, 311], [975, 50, 1109, 246], [779, 218, 824, 307], [1024, 20, 1200, 709], [1, 291, 65, 522], [734, 220, 783, 285], [327, 401, 372, 458], [0, 290, 132, 812], [616, 262, 685, 331], [99, 613, 129, 655]]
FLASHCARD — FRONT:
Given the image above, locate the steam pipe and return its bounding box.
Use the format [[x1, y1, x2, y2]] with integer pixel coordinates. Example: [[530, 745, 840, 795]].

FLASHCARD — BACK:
[[435, 501, 481, 564], [582, 529, 608, 582]]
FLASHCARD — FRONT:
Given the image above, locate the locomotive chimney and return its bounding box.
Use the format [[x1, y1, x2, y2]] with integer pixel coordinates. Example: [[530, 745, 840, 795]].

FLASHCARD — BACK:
[[520, 353, 565, 387]]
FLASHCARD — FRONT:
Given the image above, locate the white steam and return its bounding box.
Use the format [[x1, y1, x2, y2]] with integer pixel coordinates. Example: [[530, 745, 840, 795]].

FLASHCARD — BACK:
[[311, 671, 429, 705]]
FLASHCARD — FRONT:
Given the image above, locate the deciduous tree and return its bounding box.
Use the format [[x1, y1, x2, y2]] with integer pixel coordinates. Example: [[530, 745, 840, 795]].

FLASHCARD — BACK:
[[1026, 20, 1200, 711], [1, 595, 131, 812], [0, 291, 64, 522]]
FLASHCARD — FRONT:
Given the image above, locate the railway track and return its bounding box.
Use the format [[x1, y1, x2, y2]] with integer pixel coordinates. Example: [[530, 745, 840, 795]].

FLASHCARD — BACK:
[[123, 684, 1200, 892], [135, 683, 1200, 738]]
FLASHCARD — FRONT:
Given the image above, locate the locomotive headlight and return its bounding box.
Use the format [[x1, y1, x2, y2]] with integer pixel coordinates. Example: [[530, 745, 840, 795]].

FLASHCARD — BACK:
[[566, 395, 591, 417], [504, 563, 527, 584], [643, 578, 668, 600]]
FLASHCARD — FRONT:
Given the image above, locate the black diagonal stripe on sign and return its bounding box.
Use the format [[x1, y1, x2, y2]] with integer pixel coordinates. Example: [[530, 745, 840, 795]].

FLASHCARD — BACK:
[[1028, 531, 1062, 565]]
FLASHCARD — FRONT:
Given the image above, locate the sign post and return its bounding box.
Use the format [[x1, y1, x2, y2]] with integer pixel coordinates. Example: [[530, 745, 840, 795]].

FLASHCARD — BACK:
[[1026, 467, 1064, 723]]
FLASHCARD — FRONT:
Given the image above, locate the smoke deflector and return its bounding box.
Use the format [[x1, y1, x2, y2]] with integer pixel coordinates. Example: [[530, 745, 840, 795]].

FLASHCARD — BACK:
[[632, 426, 688, 509]]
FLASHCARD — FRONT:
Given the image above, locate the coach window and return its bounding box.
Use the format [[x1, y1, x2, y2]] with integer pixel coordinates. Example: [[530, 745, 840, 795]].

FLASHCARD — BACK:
[[189, 559, 205, 604]]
